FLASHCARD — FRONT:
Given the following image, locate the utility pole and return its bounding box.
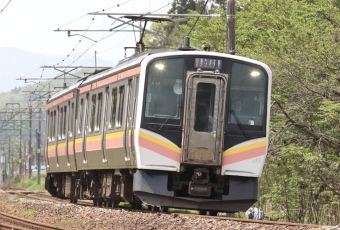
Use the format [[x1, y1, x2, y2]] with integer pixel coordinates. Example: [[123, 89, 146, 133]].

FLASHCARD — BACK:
[[95, 51, 97, 71], [9, 136, 13, 178], [36, 107, 41, 184], [227, 0, 236, 54], [28, 106, 32, 179], [18, 105, 22, 177]]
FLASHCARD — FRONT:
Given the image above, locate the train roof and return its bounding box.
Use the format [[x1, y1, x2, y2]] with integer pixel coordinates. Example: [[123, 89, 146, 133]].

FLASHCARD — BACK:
[[47, 48, 179, 103], [47, 48, 272, 104]]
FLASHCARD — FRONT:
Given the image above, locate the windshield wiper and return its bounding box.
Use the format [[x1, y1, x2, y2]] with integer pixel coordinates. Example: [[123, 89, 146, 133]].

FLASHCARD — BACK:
[[230, 110, 249, 138], [158, 106, 181, 131]]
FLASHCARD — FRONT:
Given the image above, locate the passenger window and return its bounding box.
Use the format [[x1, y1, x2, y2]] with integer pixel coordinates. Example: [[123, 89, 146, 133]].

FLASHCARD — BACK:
[[117, 86, 125, 128], [58, 107, 63, 140], [62, 106, 67, 139], [96, 93, 103, 132], [89, 94, 97, 133], [78, 99, 84, 134], [52, 111, 56, 141], [69, 103, 74, 138], [48, 111, 52, 142], [110, 88, 117, 129]]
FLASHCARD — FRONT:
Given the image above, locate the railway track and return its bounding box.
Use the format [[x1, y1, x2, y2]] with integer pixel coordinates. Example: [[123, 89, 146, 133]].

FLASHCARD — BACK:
[[1, 187, 324, 229], [0, 211, 67, 230]]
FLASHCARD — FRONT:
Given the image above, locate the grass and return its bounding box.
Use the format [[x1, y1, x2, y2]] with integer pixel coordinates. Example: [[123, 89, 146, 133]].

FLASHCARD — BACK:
[[14, 195, 25, 200], [21, 209, 36, 217], [8, 174, 46, 191], [169, 208, 199, 214], [56, 219, 81, 228]]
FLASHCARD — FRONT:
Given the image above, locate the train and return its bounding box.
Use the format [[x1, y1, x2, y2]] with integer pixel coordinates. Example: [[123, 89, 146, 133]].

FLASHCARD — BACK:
[[44, 37, 272, 215]]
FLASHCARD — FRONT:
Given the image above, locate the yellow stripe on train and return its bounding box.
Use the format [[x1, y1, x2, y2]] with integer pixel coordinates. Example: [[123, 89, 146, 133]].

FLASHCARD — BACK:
[[223, 140, 267, 156], [139, 131, 181, 154]]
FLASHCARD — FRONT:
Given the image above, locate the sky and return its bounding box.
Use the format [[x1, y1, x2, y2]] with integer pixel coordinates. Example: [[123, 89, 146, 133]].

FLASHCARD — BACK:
[[0, 0, 173, 66]]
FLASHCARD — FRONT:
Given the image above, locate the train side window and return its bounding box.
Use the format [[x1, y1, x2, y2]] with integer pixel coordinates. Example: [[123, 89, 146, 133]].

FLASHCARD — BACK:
[[89, 94, 97, 133], [78, 99, 84, 135], [109, 88, 118, 129], [96, 93, 103, 132], [58, 107, 63, 140], [69, 103, 74, 138], [62, 106, 67, 139], [52, 110, 56, 141], [48, 111, 52, 142], [117, 86, 125, 128]]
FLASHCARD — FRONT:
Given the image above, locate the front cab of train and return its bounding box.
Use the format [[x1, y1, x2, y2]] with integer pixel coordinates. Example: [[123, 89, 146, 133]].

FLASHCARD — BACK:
[[133, 52, 271, 214]]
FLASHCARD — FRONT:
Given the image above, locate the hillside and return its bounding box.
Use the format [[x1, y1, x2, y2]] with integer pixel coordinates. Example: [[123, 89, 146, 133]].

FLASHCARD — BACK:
[[0, 47, 115, 93]]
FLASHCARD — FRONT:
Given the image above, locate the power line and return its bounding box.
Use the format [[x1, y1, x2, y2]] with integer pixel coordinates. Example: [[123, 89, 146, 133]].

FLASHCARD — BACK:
[[187, 0, 209, 36], [0, 0, 12, 14]]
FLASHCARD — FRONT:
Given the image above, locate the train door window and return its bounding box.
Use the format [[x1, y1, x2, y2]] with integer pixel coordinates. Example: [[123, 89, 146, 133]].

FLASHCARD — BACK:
[[109, 88, 118, 129], [194, 83, 216, 132], [62, 106, 67, 139], [89, 94, 97, 133], [78, 99, 84, 135], [117, 86, 125, 128], [58, 107, 63, 140], [229, 62, 267, 128], [69, 102, 74, 138], [96, 93, 103, 132]]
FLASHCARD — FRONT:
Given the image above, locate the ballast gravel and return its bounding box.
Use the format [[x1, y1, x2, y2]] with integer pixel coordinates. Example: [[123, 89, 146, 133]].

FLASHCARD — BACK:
[[0, 191, 339, 230]]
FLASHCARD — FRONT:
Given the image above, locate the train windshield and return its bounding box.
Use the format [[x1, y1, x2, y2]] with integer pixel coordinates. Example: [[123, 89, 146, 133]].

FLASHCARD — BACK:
[[229, 62, 268, 127], [144, 58, 185, 123]]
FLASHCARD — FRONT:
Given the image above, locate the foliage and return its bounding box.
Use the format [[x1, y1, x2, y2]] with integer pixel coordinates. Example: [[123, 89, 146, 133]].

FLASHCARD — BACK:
[[8, 174, 46, 191]]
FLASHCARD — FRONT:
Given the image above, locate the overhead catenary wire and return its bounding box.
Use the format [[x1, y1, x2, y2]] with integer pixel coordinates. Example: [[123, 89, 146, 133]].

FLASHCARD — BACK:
[[187, 0, 209, 36], [17, 1, 173, 115], [0, 0, 12, 14], [21, 0, 133, 100]]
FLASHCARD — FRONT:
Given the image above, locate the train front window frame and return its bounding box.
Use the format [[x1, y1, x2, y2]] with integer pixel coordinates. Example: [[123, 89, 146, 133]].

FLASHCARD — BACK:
[[143, 57, 185, 125]]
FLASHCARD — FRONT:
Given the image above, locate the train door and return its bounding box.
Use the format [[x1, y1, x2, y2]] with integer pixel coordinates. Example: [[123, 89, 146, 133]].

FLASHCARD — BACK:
[[84, 88, 107, 168], [57, 102, 69, 171], [124, 77, 138, 164], [75, 93, 89, 169], [105, 82, 128, 167], [47, 108, 59, 171], [182, 73, 227, 165], [67, 98, 77, 171]]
